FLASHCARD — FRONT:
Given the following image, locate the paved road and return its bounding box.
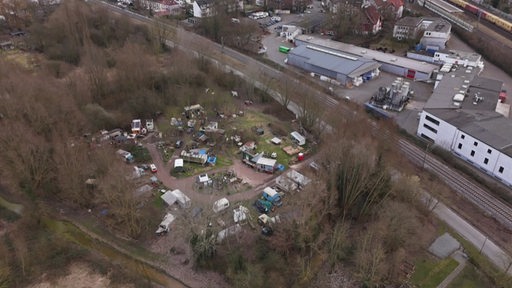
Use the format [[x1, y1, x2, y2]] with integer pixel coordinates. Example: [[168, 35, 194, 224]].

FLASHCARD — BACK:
[[95, 0, 512, 274], [425, 194, 512, 274]]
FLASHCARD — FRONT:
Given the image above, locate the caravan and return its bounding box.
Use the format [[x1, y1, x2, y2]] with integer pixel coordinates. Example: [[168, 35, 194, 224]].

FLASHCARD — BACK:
[[262, 187, 282, 207], [213, 198, 230, 213]]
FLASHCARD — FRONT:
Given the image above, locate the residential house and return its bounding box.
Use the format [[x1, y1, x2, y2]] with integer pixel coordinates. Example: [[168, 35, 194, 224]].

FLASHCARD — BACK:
[[362, 4, 382, 35], [140, 0, 182, 16], [329, 2, 381, 35], [393, 16, 423, 40], [193, 0, 215, 18], [373, 0, 404, 19], [193, 0, 243, 18], [393, 17, 451, 50]]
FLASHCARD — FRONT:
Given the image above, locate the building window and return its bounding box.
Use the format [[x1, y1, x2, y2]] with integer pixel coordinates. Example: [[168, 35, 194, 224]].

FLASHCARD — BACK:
[[423, 124, 438, 134], [484, 158, 489, 164], [425, 115, 440, 126], [461, 134, 465, 139], [420, 133, 433, 142], [470, 150, 475, 156], [487, 149, 492, 154], [458, 143, 462, 149], [499, 166, 504, 173], [474, 141, 478, 146]]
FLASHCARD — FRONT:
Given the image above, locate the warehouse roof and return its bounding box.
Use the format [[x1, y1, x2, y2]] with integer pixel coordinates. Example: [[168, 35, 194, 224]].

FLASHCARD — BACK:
[[288, 44, 381, 78], [294, 35, 439, 74]]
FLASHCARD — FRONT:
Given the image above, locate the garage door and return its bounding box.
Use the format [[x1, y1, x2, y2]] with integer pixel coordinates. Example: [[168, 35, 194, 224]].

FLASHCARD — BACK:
[[406, 69, 416, 79]]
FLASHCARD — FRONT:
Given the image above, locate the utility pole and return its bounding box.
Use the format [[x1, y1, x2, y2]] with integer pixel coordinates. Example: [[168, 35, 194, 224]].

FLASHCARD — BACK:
[[479, 237, 487, 254]]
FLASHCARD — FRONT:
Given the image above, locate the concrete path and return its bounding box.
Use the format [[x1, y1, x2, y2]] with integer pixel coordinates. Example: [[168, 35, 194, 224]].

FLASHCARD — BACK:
[[436, 250, 467, 288], [424, 193, 512, 275]]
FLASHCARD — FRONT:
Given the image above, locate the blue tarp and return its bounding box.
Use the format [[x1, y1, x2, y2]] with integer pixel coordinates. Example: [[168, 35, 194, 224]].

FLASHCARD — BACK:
[[208, 156, 217, 165], [276, 164, 285, 171], [198, 149, 207, 155]]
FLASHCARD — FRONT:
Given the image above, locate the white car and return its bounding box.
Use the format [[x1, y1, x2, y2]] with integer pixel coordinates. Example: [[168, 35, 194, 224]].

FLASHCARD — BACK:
[[150, 164, 157, 173]]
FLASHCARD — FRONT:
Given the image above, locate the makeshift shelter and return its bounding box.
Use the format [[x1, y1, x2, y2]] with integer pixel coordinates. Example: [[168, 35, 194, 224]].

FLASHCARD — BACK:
[[161, 190, 177, 206], [171, 189, 191, 208], [276, 169, 312, 192], [290, 131, 306, 146], [174, 158, 184, 172], [233, 206, 249, 224], [271, 137, 282, 145], [217, 224, 241, 243], [256, 157, 277, 173]]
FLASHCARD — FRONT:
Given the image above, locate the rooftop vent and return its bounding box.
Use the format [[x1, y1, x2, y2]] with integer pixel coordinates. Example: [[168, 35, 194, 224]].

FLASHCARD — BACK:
[[453, 93, 464, 102]]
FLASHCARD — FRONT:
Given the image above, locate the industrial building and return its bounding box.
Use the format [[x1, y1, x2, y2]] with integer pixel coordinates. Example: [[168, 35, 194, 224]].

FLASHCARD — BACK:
[[417, 61, 512, 187], [294, 35, 438, 81], [286, 44, 381, 87], [368, 77, 413, 112]]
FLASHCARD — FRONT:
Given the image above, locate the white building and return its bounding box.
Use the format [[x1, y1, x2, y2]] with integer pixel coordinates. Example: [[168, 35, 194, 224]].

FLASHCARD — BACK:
[[393, 17, 451, 51], [419, 18, 451, 51], [280, 25, 302, 42], [417, 63, 512, 187], [433, 50, 484, 69], [193, 0, 215, 18]]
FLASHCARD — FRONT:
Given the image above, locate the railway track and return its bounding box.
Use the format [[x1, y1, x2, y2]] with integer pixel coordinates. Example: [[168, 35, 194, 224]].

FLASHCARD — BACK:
[[398, 138, 512, 229], [97, 0, 512, 231]]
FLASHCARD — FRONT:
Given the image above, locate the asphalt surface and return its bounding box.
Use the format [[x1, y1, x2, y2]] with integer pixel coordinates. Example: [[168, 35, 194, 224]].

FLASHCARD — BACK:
[[425, 194, 512, 274], [94, 0, 512, 276]]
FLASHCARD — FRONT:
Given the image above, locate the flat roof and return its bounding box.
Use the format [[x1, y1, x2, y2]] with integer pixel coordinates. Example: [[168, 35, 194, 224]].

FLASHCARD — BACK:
[[435, 49, 482, 63], [396, 16, 422, 27], [424, 66, 495, 110], [295, 35, 439, 74], [256, 157, 277, 166], [289, 45, 381, 78], [429, 109, 512, 157], [425, 19, 451, 33]]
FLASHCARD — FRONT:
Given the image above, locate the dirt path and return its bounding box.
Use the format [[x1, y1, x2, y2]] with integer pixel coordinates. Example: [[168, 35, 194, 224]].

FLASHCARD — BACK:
[[146, 143, 278, 205]]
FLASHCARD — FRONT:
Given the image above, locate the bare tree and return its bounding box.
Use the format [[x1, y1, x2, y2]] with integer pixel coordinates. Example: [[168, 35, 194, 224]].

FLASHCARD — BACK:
[[354, 231, 386, 286]]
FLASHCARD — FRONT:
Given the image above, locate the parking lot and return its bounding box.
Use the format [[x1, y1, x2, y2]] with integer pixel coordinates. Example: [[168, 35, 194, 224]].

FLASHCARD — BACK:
[[253, 5, 435, 136]]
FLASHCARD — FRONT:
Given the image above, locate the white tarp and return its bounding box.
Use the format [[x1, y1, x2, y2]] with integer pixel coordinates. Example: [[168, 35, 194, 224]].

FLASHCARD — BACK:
[[217, 224, 241, 243], [171, 189, 191, 208], [161, 190, 177, 206]]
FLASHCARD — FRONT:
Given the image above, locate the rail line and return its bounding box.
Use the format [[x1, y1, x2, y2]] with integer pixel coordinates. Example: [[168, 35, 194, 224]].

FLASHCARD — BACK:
[[398, 139, 512, 229], [96, 0, 512, 230]]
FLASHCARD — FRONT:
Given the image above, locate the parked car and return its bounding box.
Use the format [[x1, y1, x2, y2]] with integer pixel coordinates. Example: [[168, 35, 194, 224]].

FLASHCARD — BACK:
[[254, 199, 272, 214], [150, 164, 157, 173], [175, 140, 183, 148]]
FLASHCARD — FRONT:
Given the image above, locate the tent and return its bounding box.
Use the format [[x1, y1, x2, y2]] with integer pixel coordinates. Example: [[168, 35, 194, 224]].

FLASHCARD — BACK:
[[171, 189, 191, 208]]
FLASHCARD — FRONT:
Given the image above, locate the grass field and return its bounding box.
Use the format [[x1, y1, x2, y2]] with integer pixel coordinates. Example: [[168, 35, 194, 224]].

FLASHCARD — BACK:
[[448, 264, 494, 288], [411, 256, 459, 288]]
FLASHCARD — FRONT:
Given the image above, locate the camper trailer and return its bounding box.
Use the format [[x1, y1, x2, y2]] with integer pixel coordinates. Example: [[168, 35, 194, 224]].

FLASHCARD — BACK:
[[213, 198, 230, 213], [262, 187, 282, 207]]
